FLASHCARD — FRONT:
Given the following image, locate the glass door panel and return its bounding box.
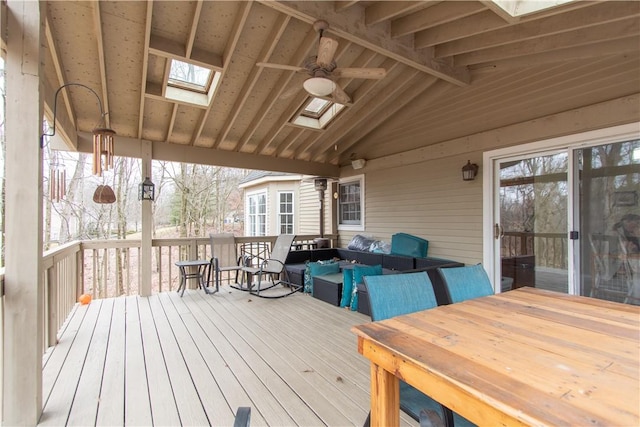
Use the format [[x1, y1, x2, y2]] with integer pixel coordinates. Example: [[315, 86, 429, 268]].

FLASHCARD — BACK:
[[578, 139, 639, 304], [498, 153, 569, 293]]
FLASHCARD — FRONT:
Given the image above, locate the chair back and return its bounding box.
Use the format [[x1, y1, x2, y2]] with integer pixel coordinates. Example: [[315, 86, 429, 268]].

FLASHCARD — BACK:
[[438, 264, 494, 304], [263, 234, 295, 273], [210, 233, 238, 268], [363, 272, 438, 321]]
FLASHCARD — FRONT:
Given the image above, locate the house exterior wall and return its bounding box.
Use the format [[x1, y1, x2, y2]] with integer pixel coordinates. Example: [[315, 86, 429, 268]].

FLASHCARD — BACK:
[[337, 94, 639, 265]]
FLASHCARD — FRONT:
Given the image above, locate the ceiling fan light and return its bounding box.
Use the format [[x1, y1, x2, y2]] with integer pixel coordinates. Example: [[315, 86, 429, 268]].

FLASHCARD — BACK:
[[303, 77, 335, 96]]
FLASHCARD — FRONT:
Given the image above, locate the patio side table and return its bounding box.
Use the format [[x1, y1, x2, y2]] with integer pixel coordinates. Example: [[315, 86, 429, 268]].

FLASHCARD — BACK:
[[175, 259, 215, 297]]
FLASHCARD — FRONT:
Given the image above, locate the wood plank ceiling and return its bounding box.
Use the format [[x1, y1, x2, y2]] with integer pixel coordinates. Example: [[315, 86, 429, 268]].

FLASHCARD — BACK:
[[44, 1, 640, 174]]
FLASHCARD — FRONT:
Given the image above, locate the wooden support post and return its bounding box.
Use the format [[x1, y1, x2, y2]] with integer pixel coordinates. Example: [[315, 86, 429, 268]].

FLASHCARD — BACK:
[[3, 0, 45, 424], [140, 140, 153, 296]]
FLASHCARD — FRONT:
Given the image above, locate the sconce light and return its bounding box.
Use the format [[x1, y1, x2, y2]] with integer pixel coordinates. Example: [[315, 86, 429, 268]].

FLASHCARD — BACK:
[[351, 158, 366, 170], [139, 177, 155, 201], [462, 160, 479, 181], [41, 82, 115, 177]]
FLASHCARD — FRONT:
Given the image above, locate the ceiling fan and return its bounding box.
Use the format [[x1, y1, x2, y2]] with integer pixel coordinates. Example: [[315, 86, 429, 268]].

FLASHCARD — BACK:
[[257, 20, 386, 104]]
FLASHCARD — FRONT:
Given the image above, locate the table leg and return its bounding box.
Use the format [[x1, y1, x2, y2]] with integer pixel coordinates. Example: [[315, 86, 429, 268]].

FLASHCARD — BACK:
[[370, 362, 400, 427], [177, 266, 186, 296]]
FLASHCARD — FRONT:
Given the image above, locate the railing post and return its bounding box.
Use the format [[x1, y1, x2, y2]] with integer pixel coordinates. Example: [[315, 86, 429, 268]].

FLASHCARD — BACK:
[[47, 266, 58, 349]]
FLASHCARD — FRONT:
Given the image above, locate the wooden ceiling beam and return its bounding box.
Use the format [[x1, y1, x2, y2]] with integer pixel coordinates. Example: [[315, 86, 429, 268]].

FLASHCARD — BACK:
[[93, 1, 110, 128], [470, 37, 640, 71], [258, 0, 471, 86], [76, 132, 339, 177], [191, 1, 252, 145], [137, 1, 153, 138], [274, 127, 305, 158], [334, 1, 360, 13], [455, 18, 640, 66], [436, 1, 640, 58], [414, 9, 508, 49], [391, 1, 486, 38], [44, 16, 76, 132], [365, 1, 426, 26], [334, 77, 448, 163], [185, 0, 203, 58], [149, 34, 223, 71], [213, 14, 291, 149]]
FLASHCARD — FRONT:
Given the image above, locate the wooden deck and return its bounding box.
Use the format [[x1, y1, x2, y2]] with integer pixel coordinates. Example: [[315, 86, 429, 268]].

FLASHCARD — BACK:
[[39, 286, 418, 426]]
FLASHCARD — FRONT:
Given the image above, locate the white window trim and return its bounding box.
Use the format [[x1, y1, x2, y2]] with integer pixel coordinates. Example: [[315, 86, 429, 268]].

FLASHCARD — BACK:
[[246, 190, 267, 237], [337, 174, 365, 232], [277, 191, 295, 234]]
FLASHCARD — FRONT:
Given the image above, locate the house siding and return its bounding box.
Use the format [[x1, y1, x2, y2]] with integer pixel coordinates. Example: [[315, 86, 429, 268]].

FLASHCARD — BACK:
[[337, 94, 639, 265]]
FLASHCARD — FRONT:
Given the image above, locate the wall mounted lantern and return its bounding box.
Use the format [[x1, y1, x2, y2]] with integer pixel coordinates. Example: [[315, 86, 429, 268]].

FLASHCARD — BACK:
[[139, 177, 155, 201], [462, 160, 479, 181]]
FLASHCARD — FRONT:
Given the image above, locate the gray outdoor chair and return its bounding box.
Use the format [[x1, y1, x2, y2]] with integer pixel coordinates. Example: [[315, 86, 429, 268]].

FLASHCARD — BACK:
[[209, 233, 245, 291], [238, 234, 300, 298]]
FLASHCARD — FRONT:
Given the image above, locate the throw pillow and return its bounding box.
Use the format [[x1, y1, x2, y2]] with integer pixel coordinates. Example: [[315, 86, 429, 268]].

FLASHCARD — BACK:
[[350, 264, 383, 311], [305, 260, 340, 293], [340, 269, 354, 308]]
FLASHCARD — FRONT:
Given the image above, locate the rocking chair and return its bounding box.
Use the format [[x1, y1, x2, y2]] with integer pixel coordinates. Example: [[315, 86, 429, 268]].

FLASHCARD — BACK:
[[238, 234, 300, 298]]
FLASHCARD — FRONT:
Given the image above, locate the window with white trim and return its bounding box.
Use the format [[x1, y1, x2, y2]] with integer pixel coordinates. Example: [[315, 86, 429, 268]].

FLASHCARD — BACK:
[[247, 192, 266, 236], [338, 176, 364, 230], [278, 191, 294, 234]]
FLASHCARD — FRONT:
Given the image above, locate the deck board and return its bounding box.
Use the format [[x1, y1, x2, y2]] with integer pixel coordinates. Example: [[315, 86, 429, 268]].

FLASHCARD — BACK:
[[40, 286, 419, 427]]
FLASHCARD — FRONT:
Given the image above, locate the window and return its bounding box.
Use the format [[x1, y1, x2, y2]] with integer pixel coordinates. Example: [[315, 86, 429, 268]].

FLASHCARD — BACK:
[[338, 176, 364, 230], [247, 192, 266, 236], [290, 97, 345, 130], [278, 192, 294, 234], [168, 59, 214, 93]]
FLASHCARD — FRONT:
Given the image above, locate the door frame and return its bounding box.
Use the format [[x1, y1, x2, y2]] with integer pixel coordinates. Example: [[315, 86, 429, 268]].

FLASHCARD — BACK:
[[482, 122, 639, 293]]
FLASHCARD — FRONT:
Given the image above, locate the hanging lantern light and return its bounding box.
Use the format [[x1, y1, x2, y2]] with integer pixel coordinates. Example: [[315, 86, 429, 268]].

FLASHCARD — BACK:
[[93, 184, 116, 204], [139, 177, 155, 201]]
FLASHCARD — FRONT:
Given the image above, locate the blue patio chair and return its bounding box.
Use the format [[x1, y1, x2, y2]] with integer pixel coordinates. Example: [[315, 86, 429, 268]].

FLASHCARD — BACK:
[[363, 272, 475, 427], [437, 264, 494, 304], [233, 407, 251, 427]]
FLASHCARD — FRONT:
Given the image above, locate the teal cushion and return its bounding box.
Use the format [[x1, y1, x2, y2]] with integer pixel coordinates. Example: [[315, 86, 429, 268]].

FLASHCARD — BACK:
[[351, 264, 383, 311], [309, 261, 340, 277], [340, 269, 354, 308], [305, 261, 340, 294]]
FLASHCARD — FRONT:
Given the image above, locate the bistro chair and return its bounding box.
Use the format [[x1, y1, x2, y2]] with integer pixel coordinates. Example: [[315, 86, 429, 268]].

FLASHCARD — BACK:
[[437, 264, 494, 304], [210, 232, 247, 291], [239, 234, 300, 298], [362, 272, 475, 427]]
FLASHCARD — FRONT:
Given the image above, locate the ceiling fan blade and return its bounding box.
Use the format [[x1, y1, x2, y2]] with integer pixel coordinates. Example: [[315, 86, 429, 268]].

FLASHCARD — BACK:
[[317, 37, 339, 68], [257, 62, 307, 73], [332, 68, 387, 79], [332, 84, 351, 104]]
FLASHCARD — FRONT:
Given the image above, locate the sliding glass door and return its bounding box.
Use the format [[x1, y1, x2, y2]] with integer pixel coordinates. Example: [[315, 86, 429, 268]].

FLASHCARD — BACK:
[[496, 152, 569, 294], [488, 127, 639, 305], [578, 140, 639, 304]]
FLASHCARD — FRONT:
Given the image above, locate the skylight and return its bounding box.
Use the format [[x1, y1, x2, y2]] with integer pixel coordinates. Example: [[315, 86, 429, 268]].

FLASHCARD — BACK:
[[291, 97, 345, 130], [490, 0, 576, 17], [168, 59, 213, 93], [164, 59, 221, 107]]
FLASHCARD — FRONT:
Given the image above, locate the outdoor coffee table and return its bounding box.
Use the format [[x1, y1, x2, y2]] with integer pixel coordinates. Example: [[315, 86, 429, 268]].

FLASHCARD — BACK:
[[175, 259, 213, 296]]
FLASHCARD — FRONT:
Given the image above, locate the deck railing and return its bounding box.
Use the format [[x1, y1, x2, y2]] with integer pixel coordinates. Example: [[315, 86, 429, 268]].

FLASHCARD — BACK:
[[502, 231, 567, 269], [38, 234, 336, 352]]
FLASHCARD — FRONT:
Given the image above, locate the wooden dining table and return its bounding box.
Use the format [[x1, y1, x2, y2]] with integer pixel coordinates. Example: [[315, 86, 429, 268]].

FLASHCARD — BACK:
[[352, 287, 640, 426]]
